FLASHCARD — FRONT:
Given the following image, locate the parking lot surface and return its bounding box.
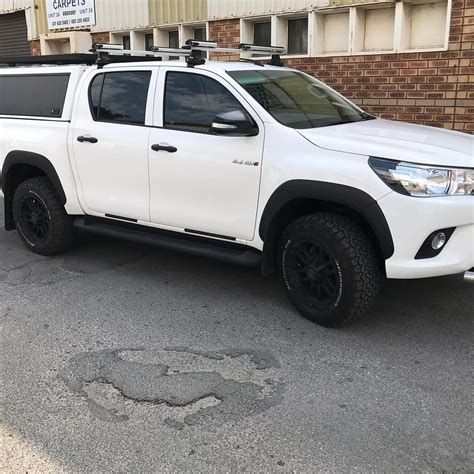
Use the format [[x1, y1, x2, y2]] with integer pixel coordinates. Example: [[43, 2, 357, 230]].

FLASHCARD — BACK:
[[0, 199, 472, 472]]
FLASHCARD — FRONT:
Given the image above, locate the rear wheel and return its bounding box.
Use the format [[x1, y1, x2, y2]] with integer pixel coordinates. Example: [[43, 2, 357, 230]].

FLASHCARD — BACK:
[[13, 177, 74, 256], [279, 212, 380, 327]]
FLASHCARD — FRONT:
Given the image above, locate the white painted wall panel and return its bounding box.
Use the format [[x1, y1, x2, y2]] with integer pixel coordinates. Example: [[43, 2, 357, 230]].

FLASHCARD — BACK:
[[91, 0, 150, 32], [323, 12, 349, 52], [363, 8, 395, 51], [0, 0, 33, 13], [409, 2, 447, 48], [208, 0, 327, 20]]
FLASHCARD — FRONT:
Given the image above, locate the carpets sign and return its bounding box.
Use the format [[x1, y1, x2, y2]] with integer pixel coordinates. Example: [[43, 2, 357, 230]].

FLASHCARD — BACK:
[[46, 0, 96, 30]]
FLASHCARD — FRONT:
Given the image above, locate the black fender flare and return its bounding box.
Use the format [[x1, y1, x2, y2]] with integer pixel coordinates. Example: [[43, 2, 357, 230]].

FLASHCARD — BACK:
[[259, 180, 394, 273], [1, 151, 66, 230]]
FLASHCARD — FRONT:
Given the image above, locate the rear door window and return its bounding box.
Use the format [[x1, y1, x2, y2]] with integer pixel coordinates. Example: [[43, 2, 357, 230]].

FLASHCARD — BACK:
[[0, 73, 69, 117], [89, 71, 151, 125]]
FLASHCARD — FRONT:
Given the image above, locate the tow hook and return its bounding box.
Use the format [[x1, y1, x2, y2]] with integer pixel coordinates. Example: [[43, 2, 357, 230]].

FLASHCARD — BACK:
[[464, 268, 474, 283]]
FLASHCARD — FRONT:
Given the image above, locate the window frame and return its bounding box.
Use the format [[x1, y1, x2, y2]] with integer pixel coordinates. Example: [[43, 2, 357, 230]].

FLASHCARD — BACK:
[[87, 69, 153, 127], [159, 69, 260, 137]]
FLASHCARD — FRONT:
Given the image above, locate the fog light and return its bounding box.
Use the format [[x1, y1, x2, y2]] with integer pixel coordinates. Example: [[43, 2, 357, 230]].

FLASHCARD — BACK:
[[415, 227, 455, 260], [431, 232, 447, 250]]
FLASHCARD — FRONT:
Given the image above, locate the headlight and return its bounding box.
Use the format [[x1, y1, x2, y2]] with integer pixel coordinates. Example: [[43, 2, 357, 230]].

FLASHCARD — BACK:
[[369, 157, 474, 197]]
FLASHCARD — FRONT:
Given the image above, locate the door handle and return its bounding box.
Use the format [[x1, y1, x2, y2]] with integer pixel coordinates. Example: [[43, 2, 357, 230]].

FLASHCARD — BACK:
[[151, 143, 177, 153], [77, 135, 98, 144]]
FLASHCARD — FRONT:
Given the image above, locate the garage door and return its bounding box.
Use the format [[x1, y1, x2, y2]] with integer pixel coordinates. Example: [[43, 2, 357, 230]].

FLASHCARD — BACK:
[[0, 11, 29, 57]]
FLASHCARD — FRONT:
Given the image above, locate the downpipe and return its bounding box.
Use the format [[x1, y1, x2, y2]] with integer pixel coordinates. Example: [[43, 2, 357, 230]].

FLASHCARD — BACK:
[[464, 268, 474, 283]]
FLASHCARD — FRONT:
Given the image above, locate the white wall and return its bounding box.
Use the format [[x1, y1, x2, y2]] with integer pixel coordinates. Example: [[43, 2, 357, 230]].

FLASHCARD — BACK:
[[208, 0, 328, 20], [409, 2, 447, 48], [91, 0, 150, 33], [0, 0, 33, 13]]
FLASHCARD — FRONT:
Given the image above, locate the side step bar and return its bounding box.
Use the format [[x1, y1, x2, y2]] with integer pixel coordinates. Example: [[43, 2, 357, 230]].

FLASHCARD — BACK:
[[73, 217, 261, 267]]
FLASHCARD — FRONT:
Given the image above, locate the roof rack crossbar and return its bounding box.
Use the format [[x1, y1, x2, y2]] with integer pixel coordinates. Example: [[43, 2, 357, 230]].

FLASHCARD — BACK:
[[0, 53, 161, 67], [93, 42, 288, 58], [238, 43, 286, 54], [150, 47, 191, 57], [93, 43, 123, 51], [1, 42, 287, 69]]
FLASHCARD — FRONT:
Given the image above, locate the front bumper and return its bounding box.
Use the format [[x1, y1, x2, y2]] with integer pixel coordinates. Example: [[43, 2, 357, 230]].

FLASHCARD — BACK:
[[378, 192, 474, 279]]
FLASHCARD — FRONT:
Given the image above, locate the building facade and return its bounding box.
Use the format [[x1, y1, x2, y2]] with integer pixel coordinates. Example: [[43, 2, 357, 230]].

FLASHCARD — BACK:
[[0, 0, 472, 132]]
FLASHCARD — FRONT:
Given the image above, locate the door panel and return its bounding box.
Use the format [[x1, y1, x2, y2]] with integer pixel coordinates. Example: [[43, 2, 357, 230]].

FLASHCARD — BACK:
[[149, 69, 264, 241], [72, 69, 154, 222]]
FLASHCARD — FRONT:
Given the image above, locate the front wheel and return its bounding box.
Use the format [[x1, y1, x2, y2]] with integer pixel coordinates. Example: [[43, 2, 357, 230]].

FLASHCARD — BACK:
[[13, 177, 74, 256], [279, 213, 380, 327]]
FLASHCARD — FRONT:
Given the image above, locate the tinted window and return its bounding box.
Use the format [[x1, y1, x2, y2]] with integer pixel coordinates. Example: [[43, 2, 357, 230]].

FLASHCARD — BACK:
[[229, 70, 367, 129], [288, 18, 308, 54], [169, 30, 179, 48], [168, 30, 179, 60], [89, 71, 151, 125], [89, 73, 103, 119], [164, 72, 246, 134], [122, 35, 131, 50], [0, 74, 69, 117], [254, 22, 271, 46], [193, 27, 207, 58], [145, 33, 154, 51], [194, 28, 206, 41]]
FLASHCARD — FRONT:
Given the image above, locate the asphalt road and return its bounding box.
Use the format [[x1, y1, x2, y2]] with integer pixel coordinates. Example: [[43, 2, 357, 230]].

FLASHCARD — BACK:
[[1, 198, 472, 472]]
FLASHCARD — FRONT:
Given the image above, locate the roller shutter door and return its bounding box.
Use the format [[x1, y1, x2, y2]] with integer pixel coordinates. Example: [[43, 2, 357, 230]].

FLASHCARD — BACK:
[[0, 11, 29, 57]]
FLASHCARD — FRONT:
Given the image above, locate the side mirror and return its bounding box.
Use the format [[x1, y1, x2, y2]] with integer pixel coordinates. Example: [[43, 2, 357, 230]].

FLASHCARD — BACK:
[[211, 110, 258, 137]]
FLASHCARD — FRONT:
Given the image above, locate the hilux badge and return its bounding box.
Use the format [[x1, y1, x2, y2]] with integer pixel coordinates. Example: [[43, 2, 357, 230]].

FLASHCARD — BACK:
[[232, 159, 259, 166]]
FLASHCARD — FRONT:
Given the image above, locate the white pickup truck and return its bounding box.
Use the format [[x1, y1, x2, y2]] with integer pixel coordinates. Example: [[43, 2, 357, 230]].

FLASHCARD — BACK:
[[0, 42, 473, 327]]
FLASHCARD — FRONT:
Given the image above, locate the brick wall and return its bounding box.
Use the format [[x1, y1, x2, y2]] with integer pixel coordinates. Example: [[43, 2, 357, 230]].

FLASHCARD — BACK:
[[90, 32, 110, 45], [209, 19, 241, 61], [209, 0, 473, 133], [29, 40, 41, 56]]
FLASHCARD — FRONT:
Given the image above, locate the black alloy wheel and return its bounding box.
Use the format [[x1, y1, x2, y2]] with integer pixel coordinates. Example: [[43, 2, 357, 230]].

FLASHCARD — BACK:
[[279, 212, 380, 327], [284, 240, 341, 309], [19, 195, 51, 242], [13, 177, 75, 256]]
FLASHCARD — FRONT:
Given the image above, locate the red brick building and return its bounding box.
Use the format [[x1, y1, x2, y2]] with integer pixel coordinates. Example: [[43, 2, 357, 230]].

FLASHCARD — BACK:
[[1, 0, 472, 132], [208, 0, 473, 133]]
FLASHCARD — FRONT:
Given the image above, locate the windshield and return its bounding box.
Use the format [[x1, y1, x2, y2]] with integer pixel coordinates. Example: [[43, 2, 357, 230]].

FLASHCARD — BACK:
[[228, 69, 372, 129]]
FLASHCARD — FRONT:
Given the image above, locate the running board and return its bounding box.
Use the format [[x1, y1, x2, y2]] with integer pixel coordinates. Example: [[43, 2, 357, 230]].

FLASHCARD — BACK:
[[73, 217, 261, 267]]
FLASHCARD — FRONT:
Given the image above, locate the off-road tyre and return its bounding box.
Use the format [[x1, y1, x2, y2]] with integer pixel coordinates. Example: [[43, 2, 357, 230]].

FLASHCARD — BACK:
[[12, 177, 74, 256], [279, 212, 380, 327]]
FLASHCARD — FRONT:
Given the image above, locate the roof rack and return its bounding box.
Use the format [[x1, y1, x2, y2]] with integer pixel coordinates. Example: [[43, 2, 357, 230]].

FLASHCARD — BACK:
[[0, 41, 287, 69], [98, 40, 287, 67], [0, 52, 161, 68]]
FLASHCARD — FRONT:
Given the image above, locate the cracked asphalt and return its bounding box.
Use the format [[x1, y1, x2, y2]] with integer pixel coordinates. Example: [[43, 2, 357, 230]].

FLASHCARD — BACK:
[[0, 197, 473, 472]]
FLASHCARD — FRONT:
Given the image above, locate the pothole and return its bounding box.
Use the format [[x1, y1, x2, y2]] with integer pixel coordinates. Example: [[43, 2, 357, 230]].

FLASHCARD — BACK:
[[60, 347, 284, 428], [84, 380, 222, 425]]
